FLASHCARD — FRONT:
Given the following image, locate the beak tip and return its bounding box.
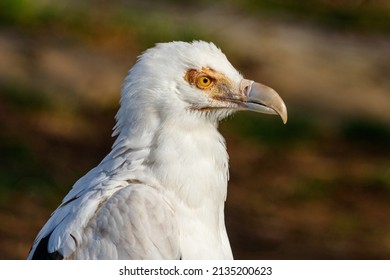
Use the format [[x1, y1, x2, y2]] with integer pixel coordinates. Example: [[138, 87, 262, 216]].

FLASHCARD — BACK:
[[280, 107, 288, 125], [275, 100, 288, 125]]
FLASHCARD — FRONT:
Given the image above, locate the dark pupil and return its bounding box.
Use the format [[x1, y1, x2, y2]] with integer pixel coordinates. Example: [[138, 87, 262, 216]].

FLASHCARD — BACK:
[[203, 78, 208, 83]]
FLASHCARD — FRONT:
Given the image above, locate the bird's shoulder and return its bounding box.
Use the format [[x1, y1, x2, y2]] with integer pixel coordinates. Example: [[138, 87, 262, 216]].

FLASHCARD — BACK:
[[28, 168, 180, 259], [75, 183, 180, 259]]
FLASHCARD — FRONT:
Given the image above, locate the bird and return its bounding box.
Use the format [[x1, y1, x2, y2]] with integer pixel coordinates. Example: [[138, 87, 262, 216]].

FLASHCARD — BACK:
[[27, 40, 287, 260]]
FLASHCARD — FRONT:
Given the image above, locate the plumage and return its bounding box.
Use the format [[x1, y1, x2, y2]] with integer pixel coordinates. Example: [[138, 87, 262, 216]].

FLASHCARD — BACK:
[[27, 41, 287, 260]]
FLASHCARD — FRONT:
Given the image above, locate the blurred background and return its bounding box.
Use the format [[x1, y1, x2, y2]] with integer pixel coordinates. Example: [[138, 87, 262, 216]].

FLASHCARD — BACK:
[[0, 0, 389, 259]]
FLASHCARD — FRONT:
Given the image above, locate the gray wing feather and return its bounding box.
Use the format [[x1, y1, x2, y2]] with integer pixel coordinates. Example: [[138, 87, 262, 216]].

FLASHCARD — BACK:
[[74, 184, 181, 259], [28, 181, 181, 259]]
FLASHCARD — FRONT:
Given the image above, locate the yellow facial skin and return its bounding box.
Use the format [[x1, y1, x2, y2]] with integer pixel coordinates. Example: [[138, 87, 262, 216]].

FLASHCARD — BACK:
[[184, 68, 239, 101]]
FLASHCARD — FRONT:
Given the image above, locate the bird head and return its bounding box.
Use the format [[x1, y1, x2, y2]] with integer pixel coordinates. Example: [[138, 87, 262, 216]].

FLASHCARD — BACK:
[[117, 41, 287, 134]]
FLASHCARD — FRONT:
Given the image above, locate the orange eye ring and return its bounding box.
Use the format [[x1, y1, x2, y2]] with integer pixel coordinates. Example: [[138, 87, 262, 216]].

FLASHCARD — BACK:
[[197, 76, 212, 88]]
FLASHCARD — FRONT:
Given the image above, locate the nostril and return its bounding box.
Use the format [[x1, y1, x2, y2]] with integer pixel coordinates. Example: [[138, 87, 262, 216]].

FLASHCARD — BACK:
[[242, 84, 252, 97], [240, 79, 253, 96]]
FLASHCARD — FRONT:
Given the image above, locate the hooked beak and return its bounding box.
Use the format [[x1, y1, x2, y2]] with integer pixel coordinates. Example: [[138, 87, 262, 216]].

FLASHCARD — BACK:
[[240, 79, 288, 124]]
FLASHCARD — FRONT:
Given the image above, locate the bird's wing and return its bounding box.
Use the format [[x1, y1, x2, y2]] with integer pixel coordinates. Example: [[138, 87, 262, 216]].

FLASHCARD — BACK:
[[28, 178, 181, 259]]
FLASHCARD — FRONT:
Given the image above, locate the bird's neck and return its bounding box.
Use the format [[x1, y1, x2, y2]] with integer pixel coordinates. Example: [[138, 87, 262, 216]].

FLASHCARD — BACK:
[[108, 112, 229, 208], [152, 115, 229, 208], [104, 110, 232, 258]]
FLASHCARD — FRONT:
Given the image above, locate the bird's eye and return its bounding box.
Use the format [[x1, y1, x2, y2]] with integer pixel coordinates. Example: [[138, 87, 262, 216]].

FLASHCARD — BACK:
[[197, 76, 212, 88]]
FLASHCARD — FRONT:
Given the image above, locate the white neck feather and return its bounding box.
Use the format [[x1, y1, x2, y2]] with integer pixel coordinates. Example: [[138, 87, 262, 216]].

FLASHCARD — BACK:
[[107, 105, 229, 208]]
